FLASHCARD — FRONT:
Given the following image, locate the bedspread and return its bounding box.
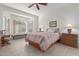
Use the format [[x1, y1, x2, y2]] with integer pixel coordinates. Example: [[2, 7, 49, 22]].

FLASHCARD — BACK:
[[25, 32, 60, 51]]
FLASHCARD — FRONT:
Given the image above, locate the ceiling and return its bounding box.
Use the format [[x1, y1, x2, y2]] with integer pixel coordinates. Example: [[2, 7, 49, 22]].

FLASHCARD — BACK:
[[1, 3, 72, 15]]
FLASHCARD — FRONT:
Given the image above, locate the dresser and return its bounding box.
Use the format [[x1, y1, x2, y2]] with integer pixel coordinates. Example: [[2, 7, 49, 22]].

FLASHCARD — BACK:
[[0, 36, 1, 47], [0, 36, 2, 47], [60, 33, 78, 48], [0, 36, 5, 47]]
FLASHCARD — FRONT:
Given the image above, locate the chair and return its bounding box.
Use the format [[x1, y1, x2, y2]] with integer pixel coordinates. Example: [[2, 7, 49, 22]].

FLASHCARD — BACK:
[[4, 35, 11, 45]]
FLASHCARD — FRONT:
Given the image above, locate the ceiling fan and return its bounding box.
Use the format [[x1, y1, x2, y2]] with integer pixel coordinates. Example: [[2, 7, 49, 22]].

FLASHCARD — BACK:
[[28, 3, 47, 10]]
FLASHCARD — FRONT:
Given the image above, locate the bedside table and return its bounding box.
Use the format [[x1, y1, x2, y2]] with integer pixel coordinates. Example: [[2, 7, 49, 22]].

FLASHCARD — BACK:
[[60, 33, 78, 48]]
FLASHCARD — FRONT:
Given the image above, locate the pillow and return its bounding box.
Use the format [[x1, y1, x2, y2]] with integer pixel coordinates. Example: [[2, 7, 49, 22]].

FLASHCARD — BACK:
[[47, 29, 55, 32], [47, 28, 59, 33], [54, 28, 59, 33]]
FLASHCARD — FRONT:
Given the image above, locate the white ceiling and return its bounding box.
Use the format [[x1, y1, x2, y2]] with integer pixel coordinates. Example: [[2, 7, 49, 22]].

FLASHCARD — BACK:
[[1, 3, 72, 15]]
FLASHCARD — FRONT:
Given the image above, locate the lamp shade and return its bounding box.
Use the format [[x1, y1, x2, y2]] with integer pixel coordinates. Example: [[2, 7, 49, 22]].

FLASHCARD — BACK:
[[66, 24, 73, 29]]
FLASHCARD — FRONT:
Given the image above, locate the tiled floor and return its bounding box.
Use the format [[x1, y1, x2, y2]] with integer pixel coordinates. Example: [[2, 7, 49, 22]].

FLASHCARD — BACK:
[[0, 39, 79, 56]]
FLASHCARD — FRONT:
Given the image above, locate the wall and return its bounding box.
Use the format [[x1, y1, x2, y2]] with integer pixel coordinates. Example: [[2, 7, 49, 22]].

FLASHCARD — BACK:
[[0, 17, 2, 30], [51, 4, 79, 33], [38, 7, 62, 31], [0, 4, 38, 34], [39, 4, 79, 31], [11, 14, 30, 34]]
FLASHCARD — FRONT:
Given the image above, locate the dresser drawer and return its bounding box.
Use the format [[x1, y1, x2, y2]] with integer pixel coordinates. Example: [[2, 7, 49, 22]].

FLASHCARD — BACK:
[[60, 33, 77, 48], [60, 39, 77, 48], [62, 34, 77, 38], [61, 34, 77, 39]]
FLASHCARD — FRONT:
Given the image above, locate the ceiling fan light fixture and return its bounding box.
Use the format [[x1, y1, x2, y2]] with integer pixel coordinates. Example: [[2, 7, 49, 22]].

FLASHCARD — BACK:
[[28, 3, 47, 10]]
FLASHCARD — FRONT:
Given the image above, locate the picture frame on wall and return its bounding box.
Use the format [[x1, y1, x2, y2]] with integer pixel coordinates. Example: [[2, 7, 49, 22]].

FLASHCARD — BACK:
[[49, 21, 57, 27]]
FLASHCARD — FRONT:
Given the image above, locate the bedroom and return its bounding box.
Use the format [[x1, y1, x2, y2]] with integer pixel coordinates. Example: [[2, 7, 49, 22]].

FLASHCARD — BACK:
[[0, 3, 79, 56]]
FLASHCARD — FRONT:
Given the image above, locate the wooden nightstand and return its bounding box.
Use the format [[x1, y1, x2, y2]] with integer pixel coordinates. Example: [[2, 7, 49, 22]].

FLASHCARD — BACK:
[[60, 33, 78, 48]]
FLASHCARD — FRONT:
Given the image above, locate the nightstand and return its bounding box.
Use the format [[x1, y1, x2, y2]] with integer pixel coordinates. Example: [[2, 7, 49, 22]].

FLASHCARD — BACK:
[[60, 33, 78, 48]]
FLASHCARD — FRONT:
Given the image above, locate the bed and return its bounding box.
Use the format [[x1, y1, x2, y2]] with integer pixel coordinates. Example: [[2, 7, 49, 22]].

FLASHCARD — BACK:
[[25, 28, 60, 52]]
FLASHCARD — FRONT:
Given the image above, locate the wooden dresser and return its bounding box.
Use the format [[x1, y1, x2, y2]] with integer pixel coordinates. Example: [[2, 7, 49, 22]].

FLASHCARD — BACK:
[[0, 36, 5, 47], [0, 36, 2, 47], [60, 33, 78, 48], [0, 36, 1, 47]]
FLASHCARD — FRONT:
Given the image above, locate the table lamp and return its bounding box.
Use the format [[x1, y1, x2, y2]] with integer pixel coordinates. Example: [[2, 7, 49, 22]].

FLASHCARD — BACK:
[[66, 24, 73, 34]]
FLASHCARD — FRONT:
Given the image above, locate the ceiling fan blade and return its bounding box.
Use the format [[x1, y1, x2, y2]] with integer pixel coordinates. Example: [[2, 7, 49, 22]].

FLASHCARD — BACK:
[[38, 3, 47, 5], [28, 3, 35, 8], [36, 4, 40, 10]]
